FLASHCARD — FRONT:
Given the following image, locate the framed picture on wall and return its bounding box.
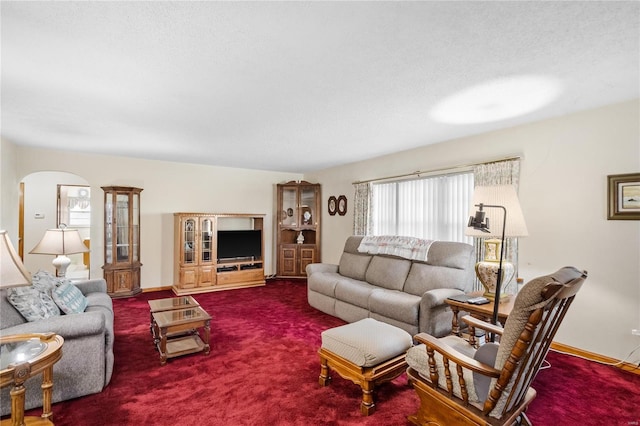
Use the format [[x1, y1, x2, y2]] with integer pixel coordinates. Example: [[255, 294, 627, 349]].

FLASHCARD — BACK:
[[608, 173, 640, 220]]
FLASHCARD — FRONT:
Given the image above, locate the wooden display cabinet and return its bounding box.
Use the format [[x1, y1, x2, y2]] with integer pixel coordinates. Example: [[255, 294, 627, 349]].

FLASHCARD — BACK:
[[174, 214, 216, 291], [102, 186, 143, 298], [276, 181, 321, 277], [173, 213, 266, 295]]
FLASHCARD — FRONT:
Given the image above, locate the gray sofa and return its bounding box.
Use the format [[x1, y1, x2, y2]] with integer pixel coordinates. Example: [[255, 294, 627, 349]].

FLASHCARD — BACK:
[[307, 236, 475, 337], [0, 278, 114, 415]]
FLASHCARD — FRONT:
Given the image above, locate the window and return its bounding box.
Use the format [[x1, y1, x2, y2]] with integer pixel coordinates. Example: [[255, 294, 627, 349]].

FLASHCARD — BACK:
[[371, 171, 474, 243]]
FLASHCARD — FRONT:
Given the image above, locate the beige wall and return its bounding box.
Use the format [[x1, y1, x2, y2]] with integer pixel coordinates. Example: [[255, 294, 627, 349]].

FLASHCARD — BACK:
[[21, 172, 90, 275], [1, 139, 20, 238], [306, 99, 640, 363], [1, 99, 638, 363], [4, 149, 302, 285]]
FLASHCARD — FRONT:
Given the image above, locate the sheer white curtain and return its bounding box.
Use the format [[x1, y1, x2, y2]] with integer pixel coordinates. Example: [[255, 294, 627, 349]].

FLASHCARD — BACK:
[[370, 172, 474, 243]]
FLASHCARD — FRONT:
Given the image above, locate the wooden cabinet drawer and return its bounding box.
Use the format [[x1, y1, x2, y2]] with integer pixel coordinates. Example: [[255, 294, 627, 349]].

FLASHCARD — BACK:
[[217, 268, 264, 285]]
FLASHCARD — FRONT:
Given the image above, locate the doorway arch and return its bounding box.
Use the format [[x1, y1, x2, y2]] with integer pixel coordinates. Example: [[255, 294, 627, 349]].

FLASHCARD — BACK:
[[21, 171, 91, 280]]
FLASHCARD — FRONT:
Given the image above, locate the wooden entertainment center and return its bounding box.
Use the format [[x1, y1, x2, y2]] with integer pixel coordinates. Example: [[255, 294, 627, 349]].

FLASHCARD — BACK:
[[172, 213, 266, 295]]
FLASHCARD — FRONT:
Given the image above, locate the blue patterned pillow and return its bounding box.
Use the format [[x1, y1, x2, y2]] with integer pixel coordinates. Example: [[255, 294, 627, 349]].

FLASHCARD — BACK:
[[7, 286, 60, 322], [52, 281, 88, 314], [31, 270, 58, 295]]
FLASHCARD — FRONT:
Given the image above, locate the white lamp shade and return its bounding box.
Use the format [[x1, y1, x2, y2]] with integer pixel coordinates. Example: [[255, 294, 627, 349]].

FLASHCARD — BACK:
[[30, 228, 90, 255], [0, 230, 31, 288], [465, 185, 529, 238]]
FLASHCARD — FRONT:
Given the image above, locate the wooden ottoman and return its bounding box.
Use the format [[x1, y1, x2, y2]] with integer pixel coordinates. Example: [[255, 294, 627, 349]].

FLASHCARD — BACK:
[[318, 318, 413, 415]]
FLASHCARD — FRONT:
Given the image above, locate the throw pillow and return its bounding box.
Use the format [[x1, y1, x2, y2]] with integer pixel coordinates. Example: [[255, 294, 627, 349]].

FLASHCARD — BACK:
[[7, 286, 60, 322], [31, 270, 58, 296], [52, 280, 88, 314]]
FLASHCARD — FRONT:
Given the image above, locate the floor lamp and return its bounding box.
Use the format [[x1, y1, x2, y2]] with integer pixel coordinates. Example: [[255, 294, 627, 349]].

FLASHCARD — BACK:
[[466, 185, 528, 331]]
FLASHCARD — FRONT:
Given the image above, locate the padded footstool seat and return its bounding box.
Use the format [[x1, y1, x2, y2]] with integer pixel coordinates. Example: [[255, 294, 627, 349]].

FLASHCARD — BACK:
[[318, 318, 413, 415]]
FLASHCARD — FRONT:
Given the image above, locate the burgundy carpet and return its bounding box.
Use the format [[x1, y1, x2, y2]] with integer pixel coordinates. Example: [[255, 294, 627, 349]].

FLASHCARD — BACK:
[[21, 279, 640, 425]]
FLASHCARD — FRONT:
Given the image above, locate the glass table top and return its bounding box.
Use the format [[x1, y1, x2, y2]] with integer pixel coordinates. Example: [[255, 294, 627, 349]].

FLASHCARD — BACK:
[[148, 296, 200, 312], [0, 338, 47, 370]]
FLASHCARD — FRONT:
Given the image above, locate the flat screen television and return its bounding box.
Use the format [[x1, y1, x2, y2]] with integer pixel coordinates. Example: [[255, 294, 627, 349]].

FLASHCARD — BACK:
[[217, 230, 262, 261]]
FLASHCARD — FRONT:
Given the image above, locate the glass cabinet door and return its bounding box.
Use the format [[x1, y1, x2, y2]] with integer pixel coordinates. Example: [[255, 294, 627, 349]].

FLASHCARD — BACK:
[[201, 218, 213, 263], [300, 186, 317, 226], [105, 193, 113, 264], [132, 192, 139, 262], [116, 193, 130, 262], [183, 218, 196, 265], [280, 187, 297, 227]]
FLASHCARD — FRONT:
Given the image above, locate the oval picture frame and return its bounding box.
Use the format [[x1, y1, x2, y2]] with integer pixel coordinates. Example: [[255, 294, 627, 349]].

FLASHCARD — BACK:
[[328, 196, 337, 216], [337, 195, 347, 216]]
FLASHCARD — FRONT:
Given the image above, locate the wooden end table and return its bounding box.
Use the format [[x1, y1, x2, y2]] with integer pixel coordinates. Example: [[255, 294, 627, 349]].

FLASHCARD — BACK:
[[151, 306, 211, 365], [446, 292, 515, 345], [0, 333, 64, 426]]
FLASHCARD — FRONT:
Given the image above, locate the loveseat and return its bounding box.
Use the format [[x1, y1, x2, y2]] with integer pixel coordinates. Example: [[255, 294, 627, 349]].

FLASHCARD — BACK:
[[0, 273, 114, 415], [307, 236, 475, 337]]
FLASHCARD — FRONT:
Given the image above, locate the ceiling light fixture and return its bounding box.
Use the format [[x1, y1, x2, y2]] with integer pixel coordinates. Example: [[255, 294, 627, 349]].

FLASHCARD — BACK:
[[429, 75, 562, 124]]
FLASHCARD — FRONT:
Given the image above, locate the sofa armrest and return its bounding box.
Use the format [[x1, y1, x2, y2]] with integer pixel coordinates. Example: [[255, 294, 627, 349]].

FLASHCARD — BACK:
[[0, 311, 106, 339], [73, 279, 107, 296], [306, 263, 338, 276], [418, 288, 468, 337], [421, 288, 466, 308]]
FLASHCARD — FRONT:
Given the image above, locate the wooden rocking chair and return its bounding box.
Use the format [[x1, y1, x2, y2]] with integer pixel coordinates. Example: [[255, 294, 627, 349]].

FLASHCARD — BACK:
[[406, 266, 587, 426]]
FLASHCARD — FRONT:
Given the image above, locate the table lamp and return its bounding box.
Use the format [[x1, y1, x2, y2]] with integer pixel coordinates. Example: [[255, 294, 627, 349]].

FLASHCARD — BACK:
[[30, 225, 89, 278], [0, 230, 32, 288], [465, 185, 528, 326]]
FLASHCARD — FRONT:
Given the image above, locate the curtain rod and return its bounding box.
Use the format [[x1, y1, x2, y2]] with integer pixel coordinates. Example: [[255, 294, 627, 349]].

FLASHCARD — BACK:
[[352, 155, 522, 185]]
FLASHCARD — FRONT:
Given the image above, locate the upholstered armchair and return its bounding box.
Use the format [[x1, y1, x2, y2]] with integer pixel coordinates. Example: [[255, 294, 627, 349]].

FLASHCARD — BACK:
[[405, 266, 587, 426]]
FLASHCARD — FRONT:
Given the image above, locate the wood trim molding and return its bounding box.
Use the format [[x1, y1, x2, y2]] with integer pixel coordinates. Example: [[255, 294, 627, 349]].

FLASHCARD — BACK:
[[142, 286, 173, 293], [551, 342, 640, 376]]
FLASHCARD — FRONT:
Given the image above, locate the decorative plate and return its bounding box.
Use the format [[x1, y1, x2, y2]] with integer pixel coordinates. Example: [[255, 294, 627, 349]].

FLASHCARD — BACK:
[[337, 195, 347, 216], [328, 196, 337, 216]]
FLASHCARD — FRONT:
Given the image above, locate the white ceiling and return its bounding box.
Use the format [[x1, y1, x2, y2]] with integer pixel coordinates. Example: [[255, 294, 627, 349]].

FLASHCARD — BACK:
[[1, 1, 638, 173]]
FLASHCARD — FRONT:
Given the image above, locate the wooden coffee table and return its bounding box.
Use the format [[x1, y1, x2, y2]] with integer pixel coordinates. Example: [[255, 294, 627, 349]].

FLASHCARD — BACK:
[[148, 295, 200, 342], [151, 306, 211, 365]]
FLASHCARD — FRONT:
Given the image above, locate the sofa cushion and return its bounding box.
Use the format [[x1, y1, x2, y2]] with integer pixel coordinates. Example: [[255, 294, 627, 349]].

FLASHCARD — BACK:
[[365, 256, 411, 291], [7, 286, 60, 322], [404, 263, 470, 296], [368, 289, 421, 324], [426, 241, 474, 269], [308, 272, 340, 297], [338, 252, 372, 281], [53, 281, 88, 314], [84, 292, 114, 313], [406, 337, 481, 405], [343, 236, 365, 254], [335, 278, 377, 309]]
